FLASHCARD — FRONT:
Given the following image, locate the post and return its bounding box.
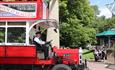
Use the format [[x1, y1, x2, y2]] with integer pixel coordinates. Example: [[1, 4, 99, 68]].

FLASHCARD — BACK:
[[79, 47, 83, 65], [108, 36, 111, 47], [47, 0, 60, 48]]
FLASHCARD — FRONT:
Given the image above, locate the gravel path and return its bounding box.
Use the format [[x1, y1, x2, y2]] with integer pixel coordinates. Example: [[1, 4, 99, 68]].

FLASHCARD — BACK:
[[87, 61, 112, 70]]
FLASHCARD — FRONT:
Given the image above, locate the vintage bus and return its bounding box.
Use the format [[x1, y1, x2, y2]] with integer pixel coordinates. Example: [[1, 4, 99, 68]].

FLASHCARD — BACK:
[[0, 0, 85, 70]]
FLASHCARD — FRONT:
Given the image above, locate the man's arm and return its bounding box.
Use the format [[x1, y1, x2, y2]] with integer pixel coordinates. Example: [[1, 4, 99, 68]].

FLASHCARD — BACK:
[[34, 37, 45, 44]]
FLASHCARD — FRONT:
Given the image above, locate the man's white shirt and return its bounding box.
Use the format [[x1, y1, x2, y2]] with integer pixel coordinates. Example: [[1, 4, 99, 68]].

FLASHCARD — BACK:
[[34, 37, 45, 44]]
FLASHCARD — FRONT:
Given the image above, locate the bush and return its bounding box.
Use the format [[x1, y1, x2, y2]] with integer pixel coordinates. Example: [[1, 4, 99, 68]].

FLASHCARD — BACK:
[[83, 49, 94, 60]]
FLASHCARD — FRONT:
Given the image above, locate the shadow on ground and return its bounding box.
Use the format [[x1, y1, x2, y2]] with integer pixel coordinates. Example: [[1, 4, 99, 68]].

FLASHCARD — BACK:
[[106, 64, 115, 70]]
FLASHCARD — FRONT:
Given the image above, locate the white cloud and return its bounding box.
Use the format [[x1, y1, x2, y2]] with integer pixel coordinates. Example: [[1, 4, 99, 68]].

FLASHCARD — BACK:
[[97, 7, 112, 18]]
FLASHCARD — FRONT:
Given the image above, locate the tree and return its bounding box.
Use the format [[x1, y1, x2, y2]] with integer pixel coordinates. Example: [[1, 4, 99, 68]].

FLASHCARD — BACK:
[[93, 15, 115, 33], [59, 0, 96, 48], [67, 0, 94, 27], [107, 16, 115, 29], [91, 5, 100, 16]]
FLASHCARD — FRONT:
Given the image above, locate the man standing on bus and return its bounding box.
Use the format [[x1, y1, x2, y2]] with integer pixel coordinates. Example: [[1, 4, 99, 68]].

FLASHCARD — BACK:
[[33, 31, 49, 59]]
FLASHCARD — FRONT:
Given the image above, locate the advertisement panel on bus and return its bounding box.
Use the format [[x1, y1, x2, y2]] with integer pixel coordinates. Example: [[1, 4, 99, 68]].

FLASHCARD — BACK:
[[0, 0, 42, 20]]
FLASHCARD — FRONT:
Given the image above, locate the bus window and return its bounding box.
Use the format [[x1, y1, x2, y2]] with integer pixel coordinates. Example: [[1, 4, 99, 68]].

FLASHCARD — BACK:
[[0, 27, 5, 43], [0, 22, 5, 26], [8, 22, 26, 26], [7, 27, 26, 43]]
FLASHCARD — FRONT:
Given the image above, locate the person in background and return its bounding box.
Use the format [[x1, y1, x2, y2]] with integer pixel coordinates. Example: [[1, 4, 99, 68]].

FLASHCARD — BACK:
[[93, 46, 99, 61], [101, 46, 107, 61]]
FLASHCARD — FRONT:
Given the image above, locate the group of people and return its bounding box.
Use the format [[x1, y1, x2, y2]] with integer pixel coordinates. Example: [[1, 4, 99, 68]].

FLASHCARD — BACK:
[[93, 45, 107, 62]]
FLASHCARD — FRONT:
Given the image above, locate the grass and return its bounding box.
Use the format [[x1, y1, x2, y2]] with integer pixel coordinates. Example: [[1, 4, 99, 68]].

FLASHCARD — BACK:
[[83, 49, 94, 61]]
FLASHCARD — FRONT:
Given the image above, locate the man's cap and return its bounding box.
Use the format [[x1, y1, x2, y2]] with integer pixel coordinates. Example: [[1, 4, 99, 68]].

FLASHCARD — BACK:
[[36, 31, 41, 34]]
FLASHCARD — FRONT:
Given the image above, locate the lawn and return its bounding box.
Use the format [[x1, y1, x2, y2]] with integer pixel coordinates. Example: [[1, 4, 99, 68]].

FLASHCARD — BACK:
[[83, 49, 94, 61]]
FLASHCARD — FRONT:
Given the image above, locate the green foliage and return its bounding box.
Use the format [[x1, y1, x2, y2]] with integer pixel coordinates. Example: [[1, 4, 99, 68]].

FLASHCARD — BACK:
[[107, 16, 115, 28], [93, 15, 115, 34], [91, 5, 115, 33], [83, 49, 94, 60], [59, 0, 96, 48], [67, 0, 94, 27], [44, 0, 49, 4], [92, 16, 107, 32], [91, 5, 100, 16], [59, 0, 68, 22]]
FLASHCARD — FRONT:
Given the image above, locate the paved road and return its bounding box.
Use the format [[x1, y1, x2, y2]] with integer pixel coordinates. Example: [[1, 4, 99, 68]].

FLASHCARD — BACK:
[[87, 61, 112, 70]]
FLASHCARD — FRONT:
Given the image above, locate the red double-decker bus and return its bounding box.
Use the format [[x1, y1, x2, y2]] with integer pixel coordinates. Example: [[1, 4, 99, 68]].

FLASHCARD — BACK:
[[0, 0, 85, 70]]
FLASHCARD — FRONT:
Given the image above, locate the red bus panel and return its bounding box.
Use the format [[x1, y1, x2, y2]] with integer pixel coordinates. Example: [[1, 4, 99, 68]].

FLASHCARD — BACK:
[[6, 46, 36, 57], [0, 46, 5, 57], [0, 58, 36, 64], [53, 48, 79, 64]]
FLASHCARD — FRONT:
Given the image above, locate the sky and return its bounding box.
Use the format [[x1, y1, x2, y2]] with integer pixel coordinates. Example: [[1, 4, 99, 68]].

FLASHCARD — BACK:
[[90, 0, 114, 18]]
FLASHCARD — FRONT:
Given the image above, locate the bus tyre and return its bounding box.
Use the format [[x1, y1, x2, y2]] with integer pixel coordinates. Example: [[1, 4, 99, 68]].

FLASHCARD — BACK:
[[51, 64, 72, 70]]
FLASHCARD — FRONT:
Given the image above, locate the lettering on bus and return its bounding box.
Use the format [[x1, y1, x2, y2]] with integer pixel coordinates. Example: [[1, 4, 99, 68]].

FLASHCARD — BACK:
[[0, 0, 37, 2], [0, 3, 37, 18], [2, 4, 35, 12]]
